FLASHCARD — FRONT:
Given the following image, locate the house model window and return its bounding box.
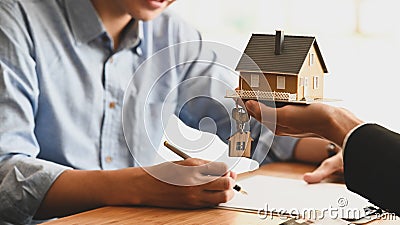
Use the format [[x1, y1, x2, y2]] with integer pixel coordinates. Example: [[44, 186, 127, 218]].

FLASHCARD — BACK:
[[277, 76, 285, 89], [309, 53, 315, 66], [250, 74, 259, 87], [313, 76, 319, 89], [304, 77, 309, 87], [299, 77, 304, 87]]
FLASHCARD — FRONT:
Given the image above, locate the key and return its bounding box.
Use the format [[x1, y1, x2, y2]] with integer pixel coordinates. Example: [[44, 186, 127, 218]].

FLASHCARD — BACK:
[[232, 107, 249, 133]]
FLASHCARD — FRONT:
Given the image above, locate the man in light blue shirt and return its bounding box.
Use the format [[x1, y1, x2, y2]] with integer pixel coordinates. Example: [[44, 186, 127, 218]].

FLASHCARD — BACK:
[[0, 0, 332, 223]]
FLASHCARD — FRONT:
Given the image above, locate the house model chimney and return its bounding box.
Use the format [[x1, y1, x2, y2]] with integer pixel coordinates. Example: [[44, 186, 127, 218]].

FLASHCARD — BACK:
[[275, 30, 284, 55]]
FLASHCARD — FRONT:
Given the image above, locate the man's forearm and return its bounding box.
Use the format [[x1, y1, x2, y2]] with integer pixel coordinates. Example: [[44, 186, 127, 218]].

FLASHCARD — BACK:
[[293, 138, 336, 163], [35, 159, 237, 219], [35, 168, 144, 219]]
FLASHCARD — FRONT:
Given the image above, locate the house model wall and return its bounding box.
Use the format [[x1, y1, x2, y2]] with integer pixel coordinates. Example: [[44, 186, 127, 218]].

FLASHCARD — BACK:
[[228, 31, 329, 102]]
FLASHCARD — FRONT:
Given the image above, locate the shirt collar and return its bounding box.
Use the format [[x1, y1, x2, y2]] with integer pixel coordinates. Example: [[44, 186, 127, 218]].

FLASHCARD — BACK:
[[65, 0, 143, 51], [65, 0, 106, 44], [118, 19, 141, 51]]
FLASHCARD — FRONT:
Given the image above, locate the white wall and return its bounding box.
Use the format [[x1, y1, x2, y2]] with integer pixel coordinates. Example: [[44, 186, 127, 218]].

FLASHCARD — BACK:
[[170, 0, 400, 132]]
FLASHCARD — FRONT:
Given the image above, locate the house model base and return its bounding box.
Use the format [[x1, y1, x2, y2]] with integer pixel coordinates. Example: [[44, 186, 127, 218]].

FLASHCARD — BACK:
[[225, 89, 339, 105]]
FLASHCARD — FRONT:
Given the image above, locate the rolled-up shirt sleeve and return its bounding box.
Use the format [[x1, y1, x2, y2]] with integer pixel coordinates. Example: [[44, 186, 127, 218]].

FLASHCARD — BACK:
[[0, 2, 70, 223], [0, 62, 71, 223], [0, 155, 70, 223]]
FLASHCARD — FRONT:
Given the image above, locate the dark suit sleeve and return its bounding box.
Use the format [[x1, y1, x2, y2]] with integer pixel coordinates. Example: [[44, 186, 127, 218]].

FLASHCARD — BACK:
[[344, 124, 400, 215]]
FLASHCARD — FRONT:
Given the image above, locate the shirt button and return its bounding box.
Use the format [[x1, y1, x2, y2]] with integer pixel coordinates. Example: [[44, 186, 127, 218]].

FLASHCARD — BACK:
[[109, 102, 116, 109], [105, 156, 113, 163], [109, 57, 114, 64], [136, 47, 143, 55]]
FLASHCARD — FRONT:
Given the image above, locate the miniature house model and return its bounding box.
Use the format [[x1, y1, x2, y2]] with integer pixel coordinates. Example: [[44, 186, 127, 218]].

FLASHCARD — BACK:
[[228, 31, 328, 102]]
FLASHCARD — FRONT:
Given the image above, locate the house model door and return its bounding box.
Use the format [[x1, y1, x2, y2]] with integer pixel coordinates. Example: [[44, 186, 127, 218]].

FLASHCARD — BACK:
[[303, 77, 309, 100]]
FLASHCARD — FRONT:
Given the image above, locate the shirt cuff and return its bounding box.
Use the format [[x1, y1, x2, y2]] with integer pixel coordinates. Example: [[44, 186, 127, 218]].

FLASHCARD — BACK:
[[0, 154, 71, 224]]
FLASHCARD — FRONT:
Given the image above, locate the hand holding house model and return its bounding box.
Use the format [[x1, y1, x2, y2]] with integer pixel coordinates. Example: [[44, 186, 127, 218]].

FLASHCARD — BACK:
[[227, 30, 330, 157]]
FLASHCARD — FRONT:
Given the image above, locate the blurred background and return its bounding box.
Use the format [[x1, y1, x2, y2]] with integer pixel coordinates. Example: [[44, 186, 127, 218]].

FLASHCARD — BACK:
[[170, 0, 400, 132]]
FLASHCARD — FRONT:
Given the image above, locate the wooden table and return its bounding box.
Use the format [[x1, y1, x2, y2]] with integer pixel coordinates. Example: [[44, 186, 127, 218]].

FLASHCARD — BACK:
[[42, 163, 398, 225]]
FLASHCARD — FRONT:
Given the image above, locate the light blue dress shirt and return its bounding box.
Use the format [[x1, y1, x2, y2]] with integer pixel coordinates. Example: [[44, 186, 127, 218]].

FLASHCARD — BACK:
[[0, 0, 297, 223]]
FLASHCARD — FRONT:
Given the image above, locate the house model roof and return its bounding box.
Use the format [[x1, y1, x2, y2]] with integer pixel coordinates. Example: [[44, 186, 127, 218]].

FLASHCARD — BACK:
[[236, 33, 328, 75]]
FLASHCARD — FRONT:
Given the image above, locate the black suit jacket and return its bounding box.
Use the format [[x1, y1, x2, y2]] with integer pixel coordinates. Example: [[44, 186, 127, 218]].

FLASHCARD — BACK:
[[344, 124, 400, 216]]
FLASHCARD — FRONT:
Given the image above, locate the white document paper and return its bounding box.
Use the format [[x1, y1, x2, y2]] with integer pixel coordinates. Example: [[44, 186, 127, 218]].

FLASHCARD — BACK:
[[220, 175, 374, 220], [155, 115, 259, 174]]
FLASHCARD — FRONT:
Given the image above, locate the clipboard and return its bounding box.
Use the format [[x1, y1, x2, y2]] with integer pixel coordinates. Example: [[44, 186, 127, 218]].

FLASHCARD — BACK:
[[219, 175, 380, 223]]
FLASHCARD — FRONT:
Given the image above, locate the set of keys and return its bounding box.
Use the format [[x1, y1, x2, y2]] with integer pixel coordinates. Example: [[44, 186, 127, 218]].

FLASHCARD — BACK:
[[232, 104, 249, 133], [228, 100, 253, 158]]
